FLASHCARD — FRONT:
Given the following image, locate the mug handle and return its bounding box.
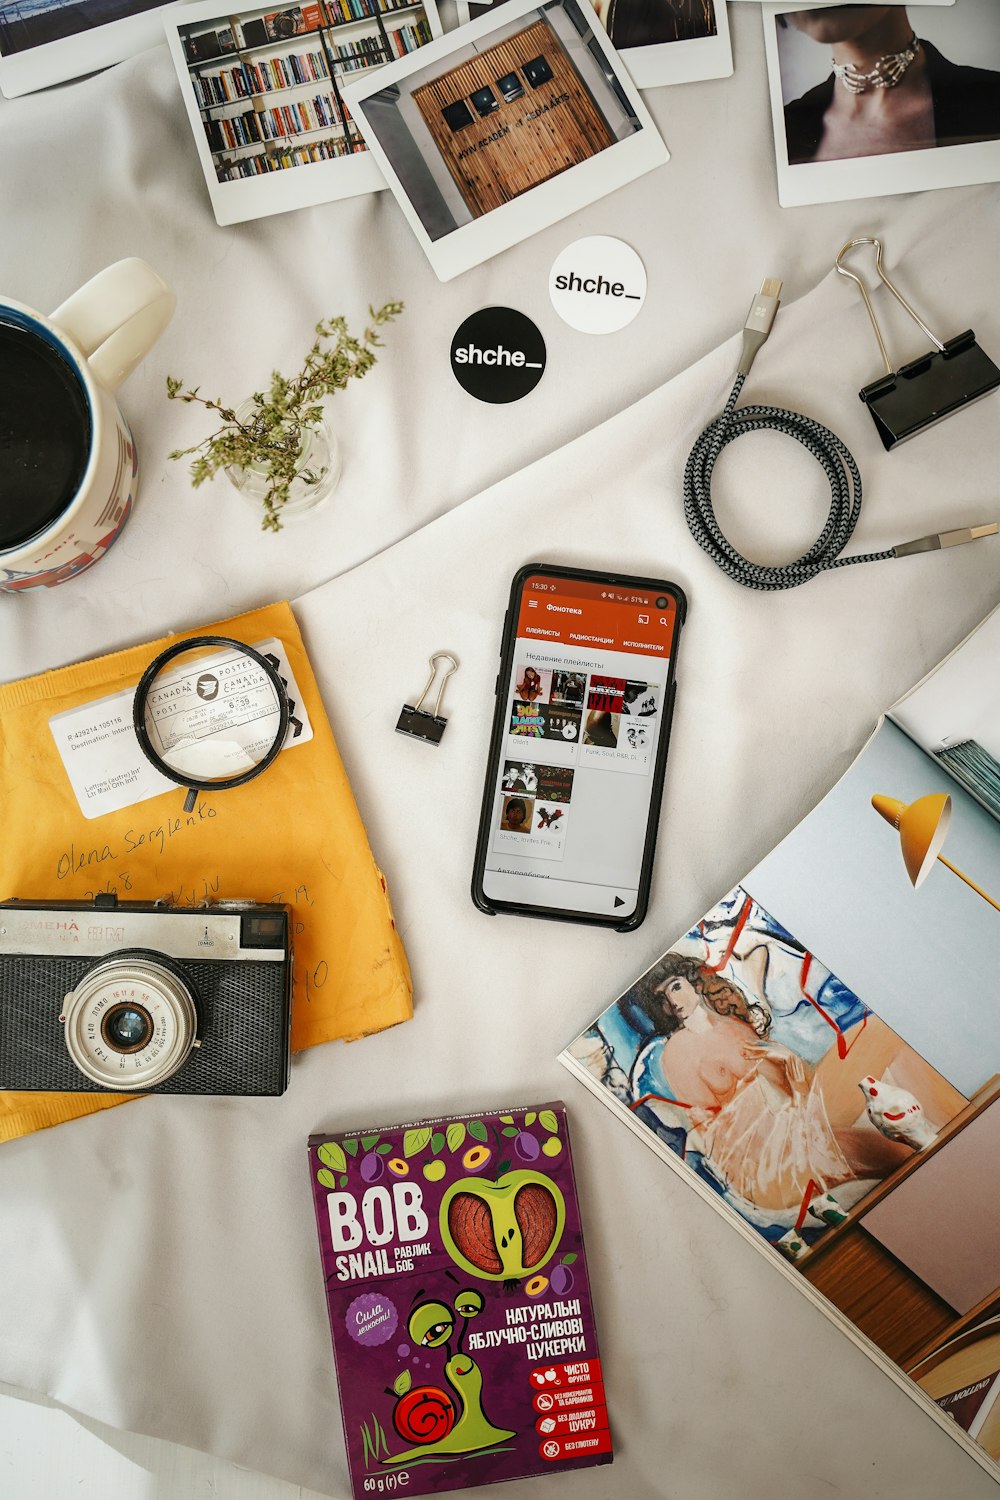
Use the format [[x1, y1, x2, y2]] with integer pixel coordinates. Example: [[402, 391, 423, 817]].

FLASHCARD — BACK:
[[50, 258, 176, 392]]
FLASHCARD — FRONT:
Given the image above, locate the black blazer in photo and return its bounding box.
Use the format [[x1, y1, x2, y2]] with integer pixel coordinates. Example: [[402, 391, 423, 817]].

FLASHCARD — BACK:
[[783, 40, 1000, 165]]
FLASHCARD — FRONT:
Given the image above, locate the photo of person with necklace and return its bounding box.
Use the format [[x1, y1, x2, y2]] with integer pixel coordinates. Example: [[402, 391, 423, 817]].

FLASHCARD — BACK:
[[779, 4, 1000, 166]]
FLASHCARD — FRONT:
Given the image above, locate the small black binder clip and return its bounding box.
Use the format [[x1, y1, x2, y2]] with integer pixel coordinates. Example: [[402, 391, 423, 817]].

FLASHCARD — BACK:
[[836, 236, 1000, 451], [396, 652, 459, 746]]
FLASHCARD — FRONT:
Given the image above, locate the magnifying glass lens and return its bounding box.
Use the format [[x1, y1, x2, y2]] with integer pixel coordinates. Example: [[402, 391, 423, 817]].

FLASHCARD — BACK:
[[138, 642, 284, 785]]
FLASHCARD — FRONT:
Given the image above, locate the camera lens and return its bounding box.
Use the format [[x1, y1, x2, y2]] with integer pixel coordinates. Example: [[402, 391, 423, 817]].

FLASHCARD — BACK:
[[102, 1003, 154, 1054], [62, 958, 198, 1090], [655, 596, 669, 610]]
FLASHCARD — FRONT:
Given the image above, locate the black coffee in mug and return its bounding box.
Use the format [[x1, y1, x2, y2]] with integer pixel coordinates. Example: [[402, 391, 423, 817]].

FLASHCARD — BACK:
[[0, 317, 92, 552]]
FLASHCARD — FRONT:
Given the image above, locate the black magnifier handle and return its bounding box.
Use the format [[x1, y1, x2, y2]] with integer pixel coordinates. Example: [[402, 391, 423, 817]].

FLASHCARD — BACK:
[[183, 788, 197, 813]]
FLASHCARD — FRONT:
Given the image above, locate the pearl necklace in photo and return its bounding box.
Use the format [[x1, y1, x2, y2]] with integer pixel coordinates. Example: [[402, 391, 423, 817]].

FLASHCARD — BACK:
[[832, 33, 920, 95]]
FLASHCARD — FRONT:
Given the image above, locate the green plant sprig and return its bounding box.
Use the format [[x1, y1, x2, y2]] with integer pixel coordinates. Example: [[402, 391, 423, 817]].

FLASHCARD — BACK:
[[166, 301, 403, 533]]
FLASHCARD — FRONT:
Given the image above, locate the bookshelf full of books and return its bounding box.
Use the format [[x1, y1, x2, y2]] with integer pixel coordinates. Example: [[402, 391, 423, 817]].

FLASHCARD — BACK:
[[180, 2, 433, 182]]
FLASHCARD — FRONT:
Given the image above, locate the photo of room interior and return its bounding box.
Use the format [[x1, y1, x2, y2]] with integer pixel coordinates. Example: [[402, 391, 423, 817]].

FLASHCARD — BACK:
[[351, 0, 643, 239]]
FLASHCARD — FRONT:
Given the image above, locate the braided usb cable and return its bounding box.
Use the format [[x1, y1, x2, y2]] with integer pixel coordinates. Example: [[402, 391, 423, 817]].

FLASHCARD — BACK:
[[683, 372, 895, 591]]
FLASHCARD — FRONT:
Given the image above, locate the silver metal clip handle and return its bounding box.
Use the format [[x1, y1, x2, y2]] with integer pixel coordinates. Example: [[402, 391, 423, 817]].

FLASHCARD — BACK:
[[835, 236, 946, 375], [412, 652, 459, 720]]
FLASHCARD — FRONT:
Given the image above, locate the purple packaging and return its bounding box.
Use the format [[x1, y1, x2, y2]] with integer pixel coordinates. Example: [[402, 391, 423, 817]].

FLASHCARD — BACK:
[[308, 1102, 612, 1497]]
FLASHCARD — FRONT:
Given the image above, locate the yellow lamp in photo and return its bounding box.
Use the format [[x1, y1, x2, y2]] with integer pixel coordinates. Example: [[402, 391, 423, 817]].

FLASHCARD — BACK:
[[872, 792, 1000, 912]]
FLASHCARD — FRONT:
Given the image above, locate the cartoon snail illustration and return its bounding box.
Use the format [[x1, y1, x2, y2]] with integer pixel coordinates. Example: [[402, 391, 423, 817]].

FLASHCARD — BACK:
[[385, 1289, 515, 1463]]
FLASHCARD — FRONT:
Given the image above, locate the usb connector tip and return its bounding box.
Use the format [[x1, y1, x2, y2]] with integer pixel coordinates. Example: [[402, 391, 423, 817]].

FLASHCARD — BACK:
[[745, 278, 783, 335], [738, 277, 783, 377], [894, 522, 998, 558]]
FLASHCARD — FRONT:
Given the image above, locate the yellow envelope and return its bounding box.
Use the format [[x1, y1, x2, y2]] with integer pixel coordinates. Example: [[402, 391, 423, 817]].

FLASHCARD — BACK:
[[0, 601, 412, 1142]]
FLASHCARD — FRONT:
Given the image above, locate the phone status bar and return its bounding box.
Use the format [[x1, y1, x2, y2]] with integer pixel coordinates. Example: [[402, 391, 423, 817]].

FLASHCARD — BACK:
[[525, 577, 664, 607], [518, 575, 677, 653]]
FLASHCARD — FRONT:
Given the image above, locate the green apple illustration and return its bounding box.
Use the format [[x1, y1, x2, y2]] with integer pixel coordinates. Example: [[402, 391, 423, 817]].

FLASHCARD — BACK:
[[439, 1169, 566, 1282]]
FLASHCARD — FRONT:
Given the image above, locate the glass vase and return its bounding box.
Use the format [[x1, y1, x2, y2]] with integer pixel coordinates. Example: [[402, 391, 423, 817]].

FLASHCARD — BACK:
[[225, 401, 342, 523]]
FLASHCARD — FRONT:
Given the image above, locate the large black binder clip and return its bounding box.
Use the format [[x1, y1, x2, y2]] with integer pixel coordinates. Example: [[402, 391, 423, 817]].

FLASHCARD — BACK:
[[836, 236, 1000, 452], [396, 651, 459, 746]]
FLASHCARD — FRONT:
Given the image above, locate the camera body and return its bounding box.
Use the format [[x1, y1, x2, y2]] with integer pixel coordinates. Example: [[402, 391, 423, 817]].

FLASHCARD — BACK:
[[0, 895, 293, 1096]]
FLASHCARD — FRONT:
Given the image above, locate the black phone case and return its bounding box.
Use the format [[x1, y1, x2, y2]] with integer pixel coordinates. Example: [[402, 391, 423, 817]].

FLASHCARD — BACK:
[[471, 561, 687, 930]]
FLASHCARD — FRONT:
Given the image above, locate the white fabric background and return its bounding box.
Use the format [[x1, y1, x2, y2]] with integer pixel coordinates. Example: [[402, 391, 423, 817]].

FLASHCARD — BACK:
[[1, 4, 1000, 1496]]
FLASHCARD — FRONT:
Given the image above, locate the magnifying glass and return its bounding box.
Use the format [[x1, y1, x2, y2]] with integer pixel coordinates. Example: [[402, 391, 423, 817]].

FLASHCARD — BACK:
[[133, 637, 290, 812]]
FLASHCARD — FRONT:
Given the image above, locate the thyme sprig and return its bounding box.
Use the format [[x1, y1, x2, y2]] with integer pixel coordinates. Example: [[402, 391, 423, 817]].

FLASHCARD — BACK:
[[166, 301, 403, 532]]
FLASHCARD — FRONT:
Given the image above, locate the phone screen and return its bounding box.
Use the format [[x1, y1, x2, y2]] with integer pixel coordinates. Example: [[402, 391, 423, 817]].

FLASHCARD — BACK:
[[480, 569, 680, 923]]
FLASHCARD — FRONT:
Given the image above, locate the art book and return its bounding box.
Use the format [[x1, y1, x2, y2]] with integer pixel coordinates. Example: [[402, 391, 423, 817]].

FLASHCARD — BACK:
[[561, 603, 1000, 1484], [308, 1103, 612, 1498]]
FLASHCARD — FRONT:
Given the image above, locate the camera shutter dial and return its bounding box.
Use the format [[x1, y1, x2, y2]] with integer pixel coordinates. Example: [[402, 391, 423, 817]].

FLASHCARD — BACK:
[[60, 957, 199, 1090]]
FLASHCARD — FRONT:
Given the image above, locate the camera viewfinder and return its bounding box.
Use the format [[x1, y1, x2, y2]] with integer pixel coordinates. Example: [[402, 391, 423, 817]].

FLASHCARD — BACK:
[[241, 913, 287, 949]]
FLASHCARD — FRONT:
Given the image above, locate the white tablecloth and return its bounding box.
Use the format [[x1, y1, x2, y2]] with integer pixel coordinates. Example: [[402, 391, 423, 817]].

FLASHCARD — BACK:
[[2, 6, 1000, 1497]]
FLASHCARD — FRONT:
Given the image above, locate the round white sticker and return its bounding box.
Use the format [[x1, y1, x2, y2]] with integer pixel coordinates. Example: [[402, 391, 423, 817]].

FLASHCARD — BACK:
[[549, 236, 647, 335]]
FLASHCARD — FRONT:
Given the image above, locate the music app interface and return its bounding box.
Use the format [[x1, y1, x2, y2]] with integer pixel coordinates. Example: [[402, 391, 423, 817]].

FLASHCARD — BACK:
[[483, 573, 678, 919]]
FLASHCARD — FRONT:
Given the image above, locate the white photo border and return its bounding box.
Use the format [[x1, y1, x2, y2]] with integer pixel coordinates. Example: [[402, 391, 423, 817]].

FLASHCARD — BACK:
[[162, 0, 444, 227], [764, 0, 1000, 208], [735, 0, 954, 5], [0, 2, 171, 99], [342, 0, 669, 281], [454, 0, 733, 89]]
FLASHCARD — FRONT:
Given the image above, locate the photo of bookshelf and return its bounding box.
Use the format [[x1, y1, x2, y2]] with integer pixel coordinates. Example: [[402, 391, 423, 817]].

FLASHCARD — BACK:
[[178, 1, 435, 184]]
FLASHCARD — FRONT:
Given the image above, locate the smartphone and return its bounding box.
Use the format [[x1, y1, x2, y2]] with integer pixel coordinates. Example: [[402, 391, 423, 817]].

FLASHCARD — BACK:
[[472, 563, 686, 929]]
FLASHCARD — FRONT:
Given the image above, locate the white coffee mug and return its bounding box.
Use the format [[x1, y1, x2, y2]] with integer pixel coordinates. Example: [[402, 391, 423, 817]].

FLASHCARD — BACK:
[[0, 259, 175, 592]]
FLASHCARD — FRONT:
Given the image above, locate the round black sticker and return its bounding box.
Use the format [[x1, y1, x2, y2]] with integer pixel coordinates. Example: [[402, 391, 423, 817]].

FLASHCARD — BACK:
[[450, 307, 546, 404]]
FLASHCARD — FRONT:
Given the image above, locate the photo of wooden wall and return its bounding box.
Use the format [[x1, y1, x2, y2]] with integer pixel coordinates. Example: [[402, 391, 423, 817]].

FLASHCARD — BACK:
[[411, 18, 615, 218]]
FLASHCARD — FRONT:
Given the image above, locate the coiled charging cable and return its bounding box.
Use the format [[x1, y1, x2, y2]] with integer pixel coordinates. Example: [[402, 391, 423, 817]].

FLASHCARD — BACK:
[[683, 280, 996, 591]]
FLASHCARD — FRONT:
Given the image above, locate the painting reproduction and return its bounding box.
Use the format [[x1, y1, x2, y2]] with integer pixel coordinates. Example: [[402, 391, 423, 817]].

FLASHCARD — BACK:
[[564, 864, 1000, 1473], [567, 884, 968, 1253]]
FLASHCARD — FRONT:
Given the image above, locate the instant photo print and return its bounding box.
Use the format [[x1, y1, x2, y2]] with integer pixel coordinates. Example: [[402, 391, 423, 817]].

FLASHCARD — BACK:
[[731, 0, 956, 4], [764, 0, 1000, 208], [163, 0, 442, 226], [341, 0, 669, 280], [455, 0, 732, 90], [0, 0, 172, 97]]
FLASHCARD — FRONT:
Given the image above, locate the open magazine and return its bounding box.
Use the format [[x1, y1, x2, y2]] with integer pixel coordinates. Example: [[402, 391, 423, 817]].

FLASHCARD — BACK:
[[560, 603, 1000, 1481]]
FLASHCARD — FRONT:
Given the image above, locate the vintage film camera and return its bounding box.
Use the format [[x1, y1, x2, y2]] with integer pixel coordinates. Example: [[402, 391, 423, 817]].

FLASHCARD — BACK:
[[0, 895, 293, 1095]]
